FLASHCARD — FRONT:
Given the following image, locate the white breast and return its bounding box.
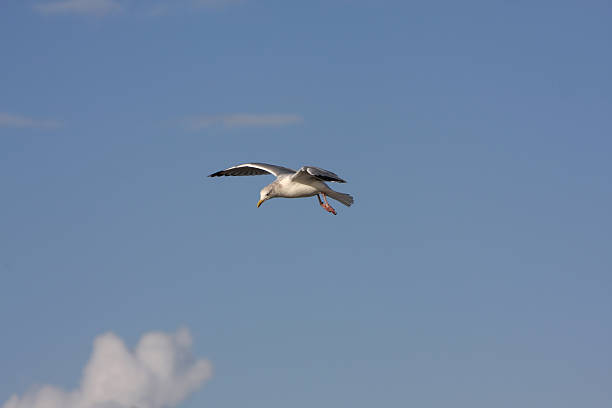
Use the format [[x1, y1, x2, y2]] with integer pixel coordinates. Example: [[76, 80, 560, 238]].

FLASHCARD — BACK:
[[277, 176, 324, 198]]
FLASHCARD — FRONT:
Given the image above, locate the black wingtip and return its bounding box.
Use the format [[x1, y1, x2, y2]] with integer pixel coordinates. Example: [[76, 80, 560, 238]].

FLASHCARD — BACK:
[[318, 175, 347, 183]]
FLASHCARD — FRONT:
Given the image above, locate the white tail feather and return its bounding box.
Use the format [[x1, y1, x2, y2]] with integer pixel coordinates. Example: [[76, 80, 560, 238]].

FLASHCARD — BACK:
[[327, 190, 354, 207]]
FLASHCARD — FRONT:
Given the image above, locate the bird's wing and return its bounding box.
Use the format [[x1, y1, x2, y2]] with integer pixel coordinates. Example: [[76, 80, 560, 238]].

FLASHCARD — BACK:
[[292, 166, 347, 183], [208, 163, 296, 178]]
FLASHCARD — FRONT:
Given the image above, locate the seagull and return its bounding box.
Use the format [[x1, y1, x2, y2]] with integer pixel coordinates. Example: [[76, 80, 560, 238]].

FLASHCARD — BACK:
[[208, 163, 354, 215]]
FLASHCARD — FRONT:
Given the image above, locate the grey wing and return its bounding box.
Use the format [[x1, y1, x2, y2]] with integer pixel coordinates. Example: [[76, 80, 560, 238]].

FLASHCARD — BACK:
[[292, 166, 347, 183], [208, 163, 296, 178]]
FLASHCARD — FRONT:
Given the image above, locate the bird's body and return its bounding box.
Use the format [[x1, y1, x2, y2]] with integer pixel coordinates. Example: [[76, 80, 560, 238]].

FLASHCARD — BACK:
[[274, 175, 326, 198], [208, 163, 354, 214]]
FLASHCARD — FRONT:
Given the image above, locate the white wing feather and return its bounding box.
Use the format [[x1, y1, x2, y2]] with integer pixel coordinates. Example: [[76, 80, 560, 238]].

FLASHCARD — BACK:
[[292, 166, 346, 183], [209, 163, 296, 178]]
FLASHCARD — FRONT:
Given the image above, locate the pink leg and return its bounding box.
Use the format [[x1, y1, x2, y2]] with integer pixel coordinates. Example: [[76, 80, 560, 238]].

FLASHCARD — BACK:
[[317, 194, 337, 215]]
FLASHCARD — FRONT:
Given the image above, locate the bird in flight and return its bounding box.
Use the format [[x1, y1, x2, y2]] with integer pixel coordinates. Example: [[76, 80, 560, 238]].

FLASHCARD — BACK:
[[208, 163, 354, 215]]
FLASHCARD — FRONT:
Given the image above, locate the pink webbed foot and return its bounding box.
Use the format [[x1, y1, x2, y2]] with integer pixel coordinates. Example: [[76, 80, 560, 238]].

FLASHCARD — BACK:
[[317, 194, 337, 215], [321, 203, 337, 215]]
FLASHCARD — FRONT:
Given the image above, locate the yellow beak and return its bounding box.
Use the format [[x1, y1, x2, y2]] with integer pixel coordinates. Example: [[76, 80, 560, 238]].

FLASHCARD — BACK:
[[257, 199, 264, 208]]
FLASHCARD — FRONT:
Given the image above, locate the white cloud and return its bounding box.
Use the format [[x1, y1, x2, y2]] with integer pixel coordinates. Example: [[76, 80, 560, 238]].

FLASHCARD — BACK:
[[2, 328, 212, 408], [33, 0, 122, 16], [0, 112, 61, 129], [185, 113, 304, 130], [32, 0, 240, 17]]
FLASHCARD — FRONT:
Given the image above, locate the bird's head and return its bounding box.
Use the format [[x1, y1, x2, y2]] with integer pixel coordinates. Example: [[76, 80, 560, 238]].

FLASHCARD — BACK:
[[257, 184, 277, 208]]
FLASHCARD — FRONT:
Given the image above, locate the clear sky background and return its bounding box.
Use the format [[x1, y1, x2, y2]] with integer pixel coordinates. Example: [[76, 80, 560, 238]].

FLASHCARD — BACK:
[[1, 1, 611, 407]]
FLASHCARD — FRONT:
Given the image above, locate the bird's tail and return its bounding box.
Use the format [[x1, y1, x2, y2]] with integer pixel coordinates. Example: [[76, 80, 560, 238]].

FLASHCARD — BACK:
[[327, 190, 354, 207]]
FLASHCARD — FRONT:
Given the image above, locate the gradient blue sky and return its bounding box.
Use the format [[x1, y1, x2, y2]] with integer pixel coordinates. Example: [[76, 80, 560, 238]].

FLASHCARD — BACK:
[[1, 1, 611, 407]]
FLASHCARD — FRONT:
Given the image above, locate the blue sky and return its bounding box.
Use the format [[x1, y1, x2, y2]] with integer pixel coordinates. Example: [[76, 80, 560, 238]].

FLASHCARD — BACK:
[[1, 1, 611, 407]]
